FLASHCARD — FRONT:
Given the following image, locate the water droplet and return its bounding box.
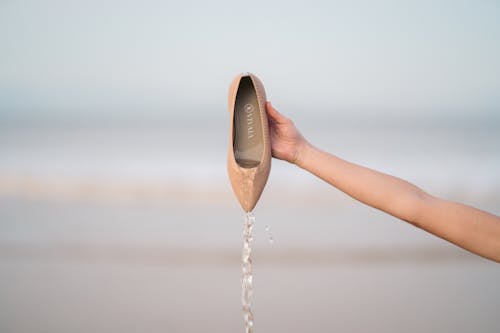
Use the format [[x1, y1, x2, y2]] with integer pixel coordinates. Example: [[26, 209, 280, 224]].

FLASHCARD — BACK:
[[264, 224, 275, 245]]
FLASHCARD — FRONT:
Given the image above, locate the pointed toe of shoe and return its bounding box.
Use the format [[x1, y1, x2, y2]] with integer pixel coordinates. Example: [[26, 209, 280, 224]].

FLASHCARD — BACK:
[[227, 159, 271, 212]]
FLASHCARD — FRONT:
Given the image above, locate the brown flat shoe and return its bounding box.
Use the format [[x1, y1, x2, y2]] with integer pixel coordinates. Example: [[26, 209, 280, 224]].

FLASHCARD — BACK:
[[227, 73, 272, 212]]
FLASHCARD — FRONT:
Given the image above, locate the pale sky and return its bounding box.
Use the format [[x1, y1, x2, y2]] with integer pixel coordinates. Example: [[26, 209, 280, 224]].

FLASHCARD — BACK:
[[1, 0, 499, 119]]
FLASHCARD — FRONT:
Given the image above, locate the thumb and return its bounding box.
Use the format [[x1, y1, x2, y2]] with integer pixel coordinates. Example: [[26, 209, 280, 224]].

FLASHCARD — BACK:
[[266, 101, 287, 124]]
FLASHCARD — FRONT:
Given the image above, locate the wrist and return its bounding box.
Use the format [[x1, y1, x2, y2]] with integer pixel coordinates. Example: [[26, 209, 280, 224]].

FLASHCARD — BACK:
[[293, 140, 313, 167]]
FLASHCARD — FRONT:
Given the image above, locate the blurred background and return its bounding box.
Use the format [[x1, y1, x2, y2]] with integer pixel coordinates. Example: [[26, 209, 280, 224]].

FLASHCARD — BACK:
[[1, 0, 499, 332]]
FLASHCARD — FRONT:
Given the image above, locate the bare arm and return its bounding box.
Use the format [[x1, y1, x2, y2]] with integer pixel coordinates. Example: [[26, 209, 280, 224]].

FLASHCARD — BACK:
[[266, 102, 500, 263]]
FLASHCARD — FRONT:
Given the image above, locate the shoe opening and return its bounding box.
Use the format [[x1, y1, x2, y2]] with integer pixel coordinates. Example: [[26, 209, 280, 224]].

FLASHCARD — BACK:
[[233, 76, 264, 168]]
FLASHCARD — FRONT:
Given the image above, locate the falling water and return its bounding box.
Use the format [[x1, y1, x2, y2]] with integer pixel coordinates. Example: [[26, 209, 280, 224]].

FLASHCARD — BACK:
[[242, 212, 255, 333]]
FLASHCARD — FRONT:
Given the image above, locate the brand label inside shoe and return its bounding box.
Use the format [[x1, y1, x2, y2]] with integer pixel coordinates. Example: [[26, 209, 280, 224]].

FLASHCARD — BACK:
[[244, 103, 255, 140]]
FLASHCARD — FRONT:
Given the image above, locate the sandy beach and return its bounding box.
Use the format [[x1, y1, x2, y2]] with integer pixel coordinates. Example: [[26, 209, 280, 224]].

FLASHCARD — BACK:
[[1, 180, 499, 333]]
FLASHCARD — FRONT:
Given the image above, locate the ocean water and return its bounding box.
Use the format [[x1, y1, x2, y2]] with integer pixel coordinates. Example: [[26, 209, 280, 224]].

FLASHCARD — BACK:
[[1, 113, 499, 197], [0, 112, 499, 332]]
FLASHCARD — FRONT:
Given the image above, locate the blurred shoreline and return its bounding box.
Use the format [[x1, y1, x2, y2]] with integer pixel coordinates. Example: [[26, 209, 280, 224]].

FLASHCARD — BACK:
[[0, 176, 499, 211], [0, 242, 480, 266]]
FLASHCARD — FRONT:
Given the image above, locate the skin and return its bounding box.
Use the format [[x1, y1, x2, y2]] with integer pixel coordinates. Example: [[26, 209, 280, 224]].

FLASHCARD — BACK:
[[265, 101, 500, 263]]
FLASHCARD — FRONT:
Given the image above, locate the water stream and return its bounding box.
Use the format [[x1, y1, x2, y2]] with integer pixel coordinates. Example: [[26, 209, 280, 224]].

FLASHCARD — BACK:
[[242, 212, 255, 333]]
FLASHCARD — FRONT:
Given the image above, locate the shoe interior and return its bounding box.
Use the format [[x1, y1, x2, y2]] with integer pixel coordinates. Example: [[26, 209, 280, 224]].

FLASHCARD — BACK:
[[233, 76, 264, 168]]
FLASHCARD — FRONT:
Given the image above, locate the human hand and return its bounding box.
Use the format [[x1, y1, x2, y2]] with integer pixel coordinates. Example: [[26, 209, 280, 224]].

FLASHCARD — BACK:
[[266, 102, 309, 164]]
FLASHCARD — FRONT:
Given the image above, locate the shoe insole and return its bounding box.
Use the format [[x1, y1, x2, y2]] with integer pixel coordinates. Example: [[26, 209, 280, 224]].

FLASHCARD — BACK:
[[233, 76, 264, 168]]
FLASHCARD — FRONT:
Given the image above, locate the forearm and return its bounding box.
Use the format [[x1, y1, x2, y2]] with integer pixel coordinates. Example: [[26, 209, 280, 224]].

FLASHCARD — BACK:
[[296, 143, 500, 262], [295, 143, 426, 221]]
